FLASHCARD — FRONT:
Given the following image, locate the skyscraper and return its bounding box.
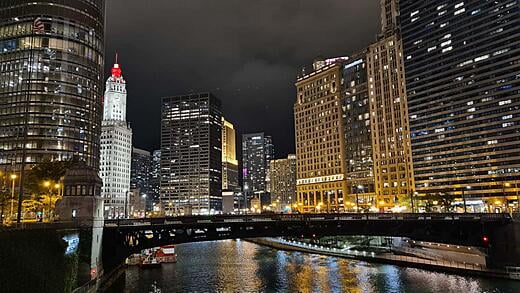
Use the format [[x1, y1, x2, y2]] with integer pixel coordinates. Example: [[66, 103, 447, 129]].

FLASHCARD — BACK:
[[99, 58, 132, 218], [295, 0, 415, 212], [222, 118, 238, 191], [130, 147, 151, 197], [268, 154, 297, 207], [0, 1, 105, 170], [342, 52, 377, 210], [161, 92, 223, 215], [399, 0, 520, 211], [365, 33, 415, 210], [150, 149, 161, 203], [295, 58, 348, 213], [242, 133, 274, 206]]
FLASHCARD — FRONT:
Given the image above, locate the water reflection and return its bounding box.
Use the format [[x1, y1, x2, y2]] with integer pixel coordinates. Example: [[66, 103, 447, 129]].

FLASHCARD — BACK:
[[114, 240, 520, 293]]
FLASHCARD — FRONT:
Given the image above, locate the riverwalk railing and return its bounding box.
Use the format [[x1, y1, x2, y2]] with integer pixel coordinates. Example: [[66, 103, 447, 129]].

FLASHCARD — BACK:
[[271, 238, 489, 272]]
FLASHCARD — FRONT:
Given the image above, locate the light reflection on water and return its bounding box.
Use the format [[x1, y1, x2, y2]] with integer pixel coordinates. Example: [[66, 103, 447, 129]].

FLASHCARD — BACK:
[[112, 240, 520, 293]]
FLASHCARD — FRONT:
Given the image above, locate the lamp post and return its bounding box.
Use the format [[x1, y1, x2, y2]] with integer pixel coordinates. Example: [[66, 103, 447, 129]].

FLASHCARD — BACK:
[[461, 186, 470, 213], [503, 183, 511, 212], [355, 185, 363, 213], [43, 180, 51, 221], [51, 183, 60, 221], [9, 174, 17, 222], [410, 190, 415, 213]]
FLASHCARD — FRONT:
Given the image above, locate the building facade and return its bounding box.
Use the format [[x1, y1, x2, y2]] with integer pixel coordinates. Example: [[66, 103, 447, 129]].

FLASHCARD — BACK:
[[222, 118, 239, 191], [149, 149, 161, 203], [342, 53, 376, 210], [161, 92, 223, 215], [268, 154, 297, 207], [366, 34, 415, 210], [295, 59, 348, 213], [242, 133, 274, 207], [400, 0, 520, 211], [99, 59, 132, 218], [130, 147, 151, 198], [0, 0, 105, 170]]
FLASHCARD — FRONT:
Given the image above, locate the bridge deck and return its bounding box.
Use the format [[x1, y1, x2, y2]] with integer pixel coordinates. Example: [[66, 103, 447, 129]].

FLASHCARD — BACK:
[[104, 213, 512, 228]]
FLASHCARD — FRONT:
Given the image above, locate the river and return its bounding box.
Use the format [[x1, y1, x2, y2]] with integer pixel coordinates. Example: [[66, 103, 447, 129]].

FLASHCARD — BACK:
[[108, 240, 520, 292]]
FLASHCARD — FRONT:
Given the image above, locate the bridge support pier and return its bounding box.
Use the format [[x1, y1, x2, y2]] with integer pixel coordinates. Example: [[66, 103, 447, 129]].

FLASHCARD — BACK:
[[486, 219, 520, 269], [55, 158, 104, 290]]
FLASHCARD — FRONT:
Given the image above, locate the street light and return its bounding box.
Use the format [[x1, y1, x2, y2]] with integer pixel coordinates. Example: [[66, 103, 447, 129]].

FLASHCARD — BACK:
[[43, 180, 52, 221], [461, 186, 471, 213], [355, 185, 363, 213], [503, 183, 511, 213], [9, 174, 17, 222]]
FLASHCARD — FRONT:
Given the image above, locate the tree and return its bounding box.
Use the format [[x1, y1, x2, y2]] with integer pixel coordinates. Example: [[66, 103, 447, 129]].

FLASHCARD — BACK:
[[24, 159, 71, 196], [418, 193, 457, 212]]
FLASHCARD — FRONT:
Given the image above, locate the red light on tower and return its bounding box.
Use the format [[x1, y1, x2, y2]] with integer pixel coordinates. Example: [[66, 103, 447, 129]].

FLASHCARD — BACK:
[[111, 52, 122, 78]]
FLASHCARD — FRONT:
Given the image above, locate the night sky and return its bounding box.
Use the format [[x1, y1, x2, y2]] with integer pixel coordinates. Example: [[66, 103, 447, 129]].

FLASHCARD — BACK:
[[105, 0, 380, 158]]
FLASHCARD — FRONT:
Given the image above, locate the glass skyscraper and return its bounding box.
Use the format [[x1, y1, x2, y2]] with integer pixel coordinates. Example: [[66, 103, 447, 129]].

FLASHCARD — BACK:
[[400, 0, 520, 211], [0, 0, 105, 170], [242, 133, 274, 207]]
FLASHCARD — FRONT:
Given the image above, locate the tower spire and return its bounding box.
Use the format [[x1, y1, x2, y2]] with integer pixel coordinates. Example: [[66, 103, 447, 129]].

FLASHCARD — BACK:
[[111, 52, 122, 78]]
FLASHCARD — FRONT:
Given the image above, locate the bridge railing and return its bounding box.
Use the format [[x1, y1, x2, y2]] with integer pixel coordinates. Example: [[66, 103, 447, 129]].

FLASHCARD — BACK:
[[104, 212, 513, 227]]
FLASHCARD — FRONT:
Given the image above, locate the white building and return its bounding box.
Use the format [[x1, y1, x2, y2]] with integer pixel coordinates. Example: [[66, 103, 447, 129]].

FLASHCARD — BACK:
[[100, 56, 132, 218]]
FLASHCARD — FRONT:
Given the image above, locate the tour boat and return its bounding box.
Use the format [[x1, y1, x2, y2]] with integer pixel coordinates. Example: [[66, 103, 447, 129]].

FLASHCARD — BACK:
[[156, 245, 177, 263], [140, 254, 161, 268]]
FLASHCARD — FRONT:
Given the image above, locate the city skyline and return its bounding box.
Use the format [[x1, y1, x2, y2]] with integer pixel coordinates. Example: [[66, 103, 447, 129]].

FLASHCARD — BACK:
[[3, 1, 520, 292], [105, 0, 380, 157]]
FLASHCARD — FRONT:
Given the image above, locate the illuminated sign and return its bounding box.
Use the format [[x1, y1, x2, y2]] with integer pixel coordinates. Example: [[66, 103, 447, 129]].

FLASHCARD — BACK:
[[344, 59, 364, 70], [325, 56, 349, 65], [297, 174, 345, 185]]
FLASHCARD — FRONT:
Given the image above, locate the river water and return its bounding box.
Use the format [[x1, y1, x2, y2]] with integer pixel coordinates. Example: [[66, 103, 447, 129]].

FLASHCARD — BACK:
[[109, 240, 520, 293]]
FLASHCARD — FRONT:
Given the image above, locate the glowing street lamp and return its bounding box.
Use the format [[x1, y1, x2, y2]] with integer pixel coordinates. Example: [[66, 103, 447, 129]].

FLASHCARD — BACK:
[[43, 180, 53, 221], [9, 174, 17, 222], [461, 186, 471, 213]]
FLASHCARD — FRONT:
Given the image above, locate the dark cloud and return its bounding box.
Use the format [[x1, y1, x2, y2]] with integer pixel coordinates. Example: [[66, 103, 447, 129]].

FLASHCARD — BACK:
[[105, 0, 380, 157]]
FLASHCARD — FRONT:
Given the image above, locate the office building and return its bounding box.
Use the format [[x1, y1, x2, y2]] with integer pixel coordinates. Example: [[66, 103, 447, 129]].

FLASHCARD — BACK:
[[131, 147, 152, 198], [0, 0, 105, 170], [268, 154, 297, 207], [99, 58, 132, 218], [342, 53, 376, 210], [222, 118, 239, 191], [161, 92, 223, 215], [295, 58, 348, 213], [400, 0, 520, 210], [242, 133, 274, 207]]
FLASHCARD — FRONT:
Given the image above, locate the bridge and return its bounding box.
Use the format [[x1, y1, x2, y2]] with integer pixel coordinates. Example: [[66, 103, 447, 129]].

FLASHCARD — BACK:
[[2, 212, 520, 292], [101, 212, 517, 271]]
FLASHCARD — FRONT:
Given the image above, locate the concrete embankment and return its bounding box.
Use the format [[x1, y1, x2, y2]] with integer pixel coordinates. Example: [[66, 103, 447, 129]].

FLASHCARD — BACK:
[[247, 238, 518, 281]]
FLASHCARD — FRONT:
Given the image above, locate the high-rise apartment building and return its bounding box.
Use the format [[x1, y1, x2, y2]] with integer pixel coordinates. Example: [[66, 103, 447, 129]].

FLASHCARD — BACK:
[[161, 92, 223, 215], [268, 154, 297, 206], [100, 59, 132, 218], [222, 118, 238, 191], [400, 0, 520, 210], [242, 133, 274, 206], [130, 147, 151, 197], [295, 59, 348, 213], [0, 1, 105, 170]]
